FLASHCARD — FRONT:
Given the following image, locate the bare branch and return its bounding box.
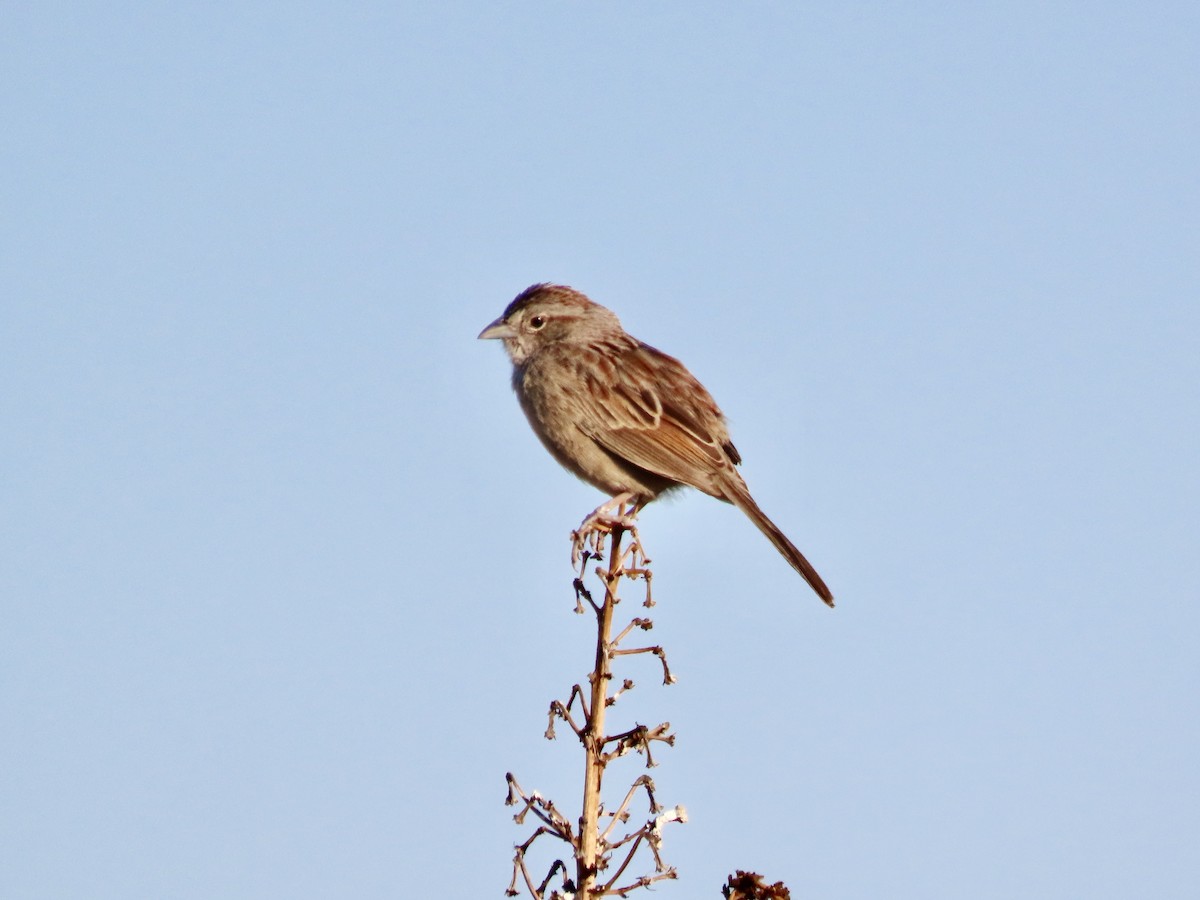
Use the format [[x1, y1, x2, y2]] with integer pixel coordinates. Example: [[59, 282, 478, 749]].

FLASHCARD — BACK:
[[504, 505, 683, 897], [546, 683, 588, 740], [610, 642, 676, 685], [612, 617, 653, 646], [598, 774, 653, 844], [608, 677, 635, 706]]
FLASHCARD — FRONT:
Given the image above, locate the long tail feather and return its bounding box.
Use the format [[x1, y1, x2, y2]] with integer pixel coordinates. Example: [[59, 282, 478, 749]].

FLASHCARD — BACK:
[[727, 488, 835, 607]]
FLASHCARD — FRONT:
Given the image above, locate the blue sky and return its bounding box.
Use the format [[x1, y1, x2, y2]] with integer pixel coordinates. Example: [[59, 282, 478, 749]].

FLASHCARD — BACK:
[[3, 3, 1198, 897]]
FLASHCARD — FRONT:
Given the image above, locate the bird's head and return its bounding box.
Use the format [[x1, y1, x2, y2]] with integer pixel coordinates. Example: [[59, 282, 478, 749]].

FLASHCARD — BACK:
[[478, 283, 622, 365]]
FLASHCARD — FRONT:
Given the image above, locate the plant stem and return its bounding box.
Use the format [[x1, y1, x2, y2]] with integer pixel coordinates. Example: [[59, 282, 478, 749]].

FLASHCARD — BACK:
[[577, 523, 624, 895]]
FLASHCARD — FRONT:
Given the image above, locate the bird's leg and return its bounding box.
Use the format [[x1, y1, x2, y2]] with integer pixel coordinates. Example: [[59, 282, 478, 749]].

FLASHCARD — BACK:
[[571, 492, 639, 566], [583, 492, 639, 530]]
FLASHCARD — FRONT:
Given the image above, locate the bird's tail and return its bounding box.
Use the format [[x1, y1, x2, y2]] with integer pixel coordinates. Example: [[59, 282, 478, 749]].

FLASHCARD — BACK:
[[727, 488, 835, 607]]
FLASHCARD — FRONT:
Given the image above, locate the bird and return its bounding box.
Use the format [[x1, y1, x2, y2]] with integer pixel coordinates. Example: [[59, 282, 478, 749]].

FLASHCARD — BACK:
[[478, 283, 834, 606]]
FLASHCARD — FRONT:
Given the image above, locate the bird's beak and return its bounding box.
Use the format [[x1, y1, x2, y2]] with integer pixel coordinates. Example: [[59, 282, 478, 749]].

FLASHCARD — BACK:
[[478, 317, 517, 341]]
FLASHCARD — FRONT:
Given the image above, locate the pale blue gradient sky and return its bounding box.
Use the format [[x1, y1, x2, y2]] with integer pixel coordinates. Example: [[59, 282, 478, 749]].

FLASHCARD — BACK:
[[3, 3, 1198, 898]]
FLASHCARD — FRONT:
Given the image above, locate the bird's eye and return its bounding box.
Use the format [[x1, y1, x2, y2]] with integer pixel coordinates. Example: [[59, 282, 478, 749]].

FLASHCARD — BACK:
[[529, 315, 546, 329]]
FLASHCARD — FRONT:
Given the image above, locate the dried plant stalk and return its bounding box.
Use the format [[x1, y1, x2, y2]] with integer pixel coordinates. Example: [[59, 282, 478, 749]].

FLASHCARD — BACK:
[[505, 504, 685, 898]]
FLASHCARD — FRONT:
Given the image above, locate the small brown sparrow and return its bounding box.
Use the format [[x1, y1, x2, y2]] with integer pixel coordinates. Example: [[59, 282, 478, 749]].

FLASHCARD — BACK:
[[479, 283, 833, 606]]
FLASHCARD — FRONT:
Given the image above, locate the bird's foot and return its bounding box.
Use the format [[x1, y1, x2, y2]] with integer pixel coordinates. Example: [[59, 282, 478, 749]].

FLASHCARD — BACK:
[[571, 492, 639, 566]]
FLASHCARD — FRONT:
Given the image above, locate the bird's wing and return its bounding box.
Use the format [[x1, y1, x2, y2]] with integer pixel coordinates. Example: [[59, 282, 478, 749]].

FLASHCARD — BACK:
[[575, 342, 739, 493]]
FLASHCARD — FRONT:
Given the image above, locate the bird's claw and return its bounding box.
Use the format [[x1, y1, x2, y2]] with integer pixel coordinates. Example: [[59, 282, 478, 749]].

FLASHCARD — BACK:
[[571, 493, 639, 566]]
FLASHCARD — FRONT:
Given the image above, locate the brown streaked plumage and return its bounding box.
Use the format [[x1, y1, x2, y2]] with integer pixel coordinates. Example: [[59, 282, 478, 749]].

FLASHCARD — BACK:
[[478, 283, 834, 606]]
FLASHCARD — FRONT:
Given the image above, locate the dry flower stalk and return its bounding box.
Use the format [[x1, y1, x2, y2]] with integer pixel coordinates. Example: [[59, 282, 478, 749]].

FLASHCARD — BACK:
[[722, 870, 792, 900], [505, 503, 685, 898]]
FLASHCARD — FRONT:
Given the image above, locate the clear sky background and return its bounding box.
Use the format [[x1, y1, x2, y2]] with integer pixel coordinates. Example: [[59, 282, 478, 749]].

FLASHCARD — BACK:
[[3, 3, 1198, 898]]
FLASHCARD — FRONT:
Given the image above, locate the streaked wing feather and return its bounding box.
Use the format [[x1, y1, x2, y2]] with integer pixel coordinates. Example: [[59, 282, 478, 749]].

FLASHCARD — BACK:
[[576, 343, 732, 490]]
